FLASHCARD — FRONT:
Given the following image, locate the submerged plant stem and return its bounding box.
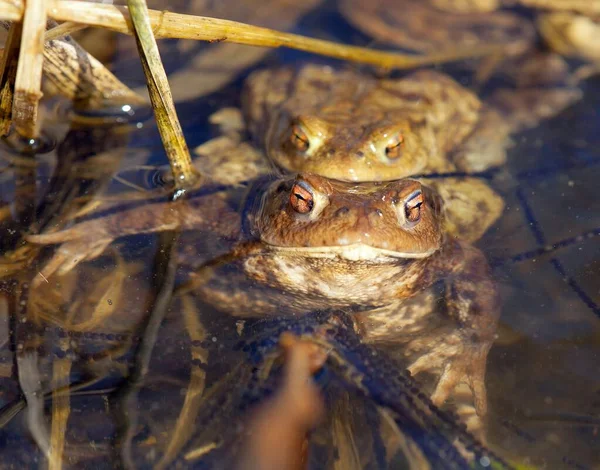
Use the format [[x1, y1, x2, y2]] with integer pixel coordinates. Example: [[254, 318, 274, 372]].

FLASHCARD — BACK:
[[116, 230, 179, 469], [49, 358, 72, 470], [154, 295, 208, 470]]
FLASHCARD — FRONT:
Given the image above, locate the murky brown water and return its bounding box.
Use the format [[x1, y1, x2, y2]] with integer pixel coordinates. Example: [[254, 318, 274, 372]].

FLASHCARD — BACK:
[[1, 1, 600, 469]]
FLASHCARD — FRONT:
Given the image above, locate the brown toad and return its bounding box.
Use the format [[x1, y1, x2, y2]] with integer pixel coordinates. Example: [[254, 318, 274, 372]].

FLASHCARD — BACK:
[[338, 0, 535, 55], [27, 170, 499, 422], [241, 64, 581, 181], [180, 173, 500, 418], [339, 0, 600, 63]]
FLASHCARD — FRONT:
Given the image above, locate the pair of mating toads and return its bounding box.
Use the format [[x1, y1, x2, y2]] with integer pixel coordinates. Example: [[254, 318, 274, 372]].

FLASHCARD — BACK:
[[28, 62, 583, 435]]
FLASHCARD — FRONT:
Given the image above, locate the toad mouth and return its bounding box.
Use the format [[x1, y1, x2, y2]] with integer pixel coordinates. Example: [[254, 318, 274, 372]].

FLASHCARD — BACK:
[[264, 242, 437, 261]]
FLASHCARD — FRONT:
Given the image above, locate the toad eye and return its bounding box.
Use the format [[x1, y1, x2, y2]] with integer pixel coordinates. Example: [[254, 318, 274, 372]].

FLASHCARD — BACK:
[[289, 182, 314, 214], [385, 134, 404, 160], [404, 190, 423, 223], [290, 124, 309, 152]]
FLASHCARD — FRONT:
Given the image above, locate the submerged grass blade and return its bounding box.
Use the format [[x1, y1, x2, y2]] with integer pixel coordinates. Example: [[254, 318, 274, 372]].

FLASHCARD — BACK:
[[17, 351, 51, 457], [155, 294, 208, 469], [117, 230, 179, 468], [157, 366, 207, 469], [49, 358, 72, 470]]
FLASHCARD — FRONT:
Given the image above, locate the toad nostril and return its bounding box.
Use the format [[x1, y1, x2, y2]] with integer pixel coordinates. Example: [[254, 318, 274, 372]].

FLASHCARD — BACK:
[[356, 150, 365, 158], [335, 207, 350, 217], [367, 208, 384, 226]]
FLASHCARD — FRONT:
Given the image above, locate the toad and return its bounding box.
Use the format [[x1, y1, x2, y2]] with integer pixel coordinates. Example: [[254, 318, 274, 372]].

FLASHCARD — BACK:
[[26, 172, 500, 283], [339, 0, 534, 55], [28, 170, 499, 419], [339, 0, 600, 63], [241, 64, 581, 181], [178, 173, 500, 419]]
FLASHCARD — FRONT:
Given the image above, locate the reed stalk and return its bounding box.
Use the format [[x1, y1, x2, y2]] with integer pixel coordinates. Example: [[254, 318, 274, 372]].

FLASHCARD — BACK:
[[126, 0, 200, 190], [1, 0, 505, 70]]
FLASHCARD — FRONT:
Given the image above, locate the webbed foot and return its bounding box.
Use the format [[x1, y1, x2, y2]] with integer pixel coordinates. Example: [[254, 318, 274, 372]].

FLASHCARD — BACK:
[[407, 336, 491, 418], [27, 229, 117, 287], [425, 178, 504, 243]]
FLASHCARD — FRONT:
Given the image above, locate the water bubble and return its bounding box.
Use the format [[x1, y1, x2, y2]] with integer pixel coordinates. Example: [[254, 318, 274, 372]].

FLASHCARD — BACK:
[[2, 131, 56, 155], [68, 103, 153, 126]]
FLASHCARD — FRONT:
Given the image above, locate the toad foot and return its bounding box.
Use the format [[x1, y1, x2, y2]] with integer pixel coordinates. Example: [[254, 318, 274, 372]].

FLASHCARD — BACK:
[[408, 339, 490, 418]]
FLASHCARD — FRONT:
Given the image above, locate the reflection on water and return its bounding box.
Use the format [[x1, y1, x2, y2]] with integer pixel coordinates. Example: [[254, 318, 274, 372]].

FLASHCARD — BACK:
[[1, 2, 600, 469]]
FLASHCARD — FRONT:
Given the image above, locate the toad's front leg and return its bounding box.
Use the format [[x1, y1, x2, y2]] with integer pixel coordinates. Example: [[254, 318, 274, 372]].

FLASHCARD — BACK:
[[408, 242, 500, 418], [27, 191, 240, 286]]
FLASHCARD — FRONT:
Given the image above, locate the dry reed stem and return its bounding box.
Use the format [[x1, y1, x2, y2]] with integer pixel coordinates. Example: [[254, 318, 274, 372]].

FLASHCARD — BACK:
[[40, 1, 504, 69], [0, 0, 22, 21], [1, 20, 145, 109], [127, 0, 199, 190], [137, 0, 320, 101], [0, 20, 21, 135], [13, 0, 47, 139], [42, 20, 146, 108], [44, 20, 86, 40]]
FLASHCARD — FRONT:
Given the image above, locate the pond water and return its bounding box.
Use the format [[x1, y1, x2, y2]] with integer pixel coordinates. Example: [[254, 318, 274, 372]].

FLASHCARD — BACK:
[[1, 1, 599, 469]]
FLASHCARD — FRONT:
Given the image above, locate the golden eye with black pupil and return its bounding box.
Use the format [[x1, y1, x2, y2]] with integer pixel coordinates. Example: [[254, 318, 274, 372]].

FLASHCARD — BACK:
[[404, 190, 423, 223], [289, 183, 314, 214], [290, 124, 309, 152], [385, 134, 404, 160]]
